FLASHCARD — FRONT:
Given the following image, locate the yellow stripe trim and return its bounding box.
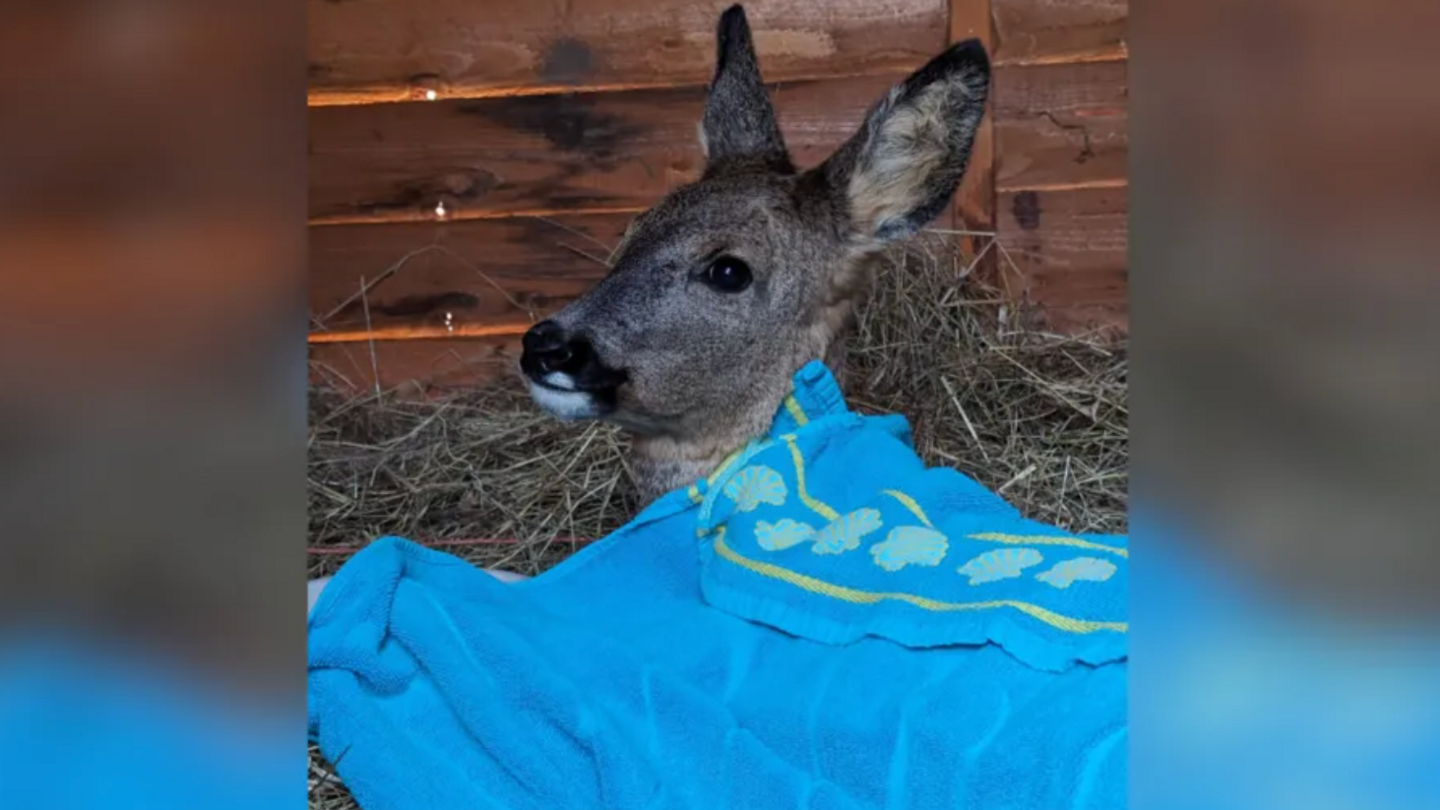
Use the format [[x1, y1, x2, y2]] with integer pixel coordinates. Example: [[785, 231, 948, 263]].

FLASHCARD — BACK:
[[706, 448, 746, 486], [881, 489, 933, 527], [783, 395, 810, 427], [714, 532, 1126, 635], [968, 533, 1129, 559], [781, 435, 840, 522]]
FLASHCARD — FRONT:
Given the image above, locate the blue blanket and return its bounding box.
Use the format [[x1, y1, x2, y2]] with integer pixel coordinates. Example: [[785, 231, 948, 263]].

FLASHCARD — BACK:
[[308, 361, 1128, 810]]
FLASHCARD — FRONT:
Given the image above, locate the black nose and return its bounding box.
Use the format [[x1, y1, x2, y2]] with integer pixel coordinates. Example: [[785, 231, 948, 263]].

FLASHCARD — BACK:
[[521, 320, 586, 376]]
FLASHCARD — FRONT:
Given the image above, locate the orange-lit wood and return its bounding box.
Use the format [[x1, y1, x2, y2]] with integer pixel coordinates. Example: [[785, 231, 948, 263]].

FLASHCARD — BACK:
[[308, 74, 900, 225], [994, 60, 1128, 193], [948, 0, 997, 277], [308, 0, 946, 106], [997, 185, 1127, 335], [306, 0, 1135, 392], [309, 323, 533, 344], [992, 0, 1126, 67]]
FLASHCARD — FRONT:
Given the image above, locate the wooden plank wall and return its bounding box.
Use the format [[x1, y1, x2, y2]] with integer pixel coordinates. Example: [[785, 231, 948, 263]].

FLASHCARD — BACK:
[[308, 0, 1127, 393]]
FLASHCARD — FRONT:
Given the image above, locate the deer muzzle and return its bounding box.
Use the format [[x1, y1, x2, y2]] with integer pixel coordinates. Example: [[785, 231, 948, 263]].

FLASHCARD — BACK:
[[520, 320, 626, 420]]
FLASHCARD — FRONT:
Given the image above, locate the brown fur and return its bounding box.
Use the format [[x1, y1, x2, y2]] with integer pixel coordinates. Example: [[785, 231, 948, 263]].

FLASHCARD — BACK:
[[525, 6, 991, 504]]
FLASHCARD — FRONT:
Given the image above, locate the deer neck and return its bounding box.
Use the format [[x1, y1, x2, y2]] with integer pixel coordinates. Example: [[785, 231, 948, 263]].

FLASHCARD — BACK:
[[629, 445, 728, 507], [629, 405, 772, 506], [628, 349, 849, 506]]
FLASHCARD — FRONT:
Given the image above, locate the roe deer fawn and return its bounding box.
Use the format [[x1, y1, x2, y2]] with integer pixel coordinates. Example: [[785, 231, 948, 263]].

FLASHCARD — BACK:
[[521, 4, 990, 505]]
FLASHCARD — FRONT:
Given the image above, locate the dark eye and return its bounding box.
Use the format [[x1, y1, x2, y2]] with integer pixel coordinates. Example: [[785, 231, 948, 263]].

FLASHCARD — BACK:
[[702, 255, 753, 293]]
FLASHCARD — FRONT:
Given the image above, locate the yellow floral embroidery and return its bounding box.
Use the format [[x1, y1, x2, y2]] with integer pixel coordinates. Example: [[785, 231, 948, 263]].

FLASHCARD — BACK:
[[1036, 557, 1117, 588], [712, 530, 1127, 635], [755, 518, 817, 551], [812, 509, 884, 555], [870, 526, 949, 571], [957, 548, 1044, 585], [724, 465, 787, 512]]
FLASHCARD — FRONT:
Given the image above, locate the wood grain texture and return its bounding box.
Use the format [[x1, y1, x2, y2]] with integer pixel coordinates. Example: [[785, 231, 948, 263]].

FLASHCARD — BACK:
[[308, 0, 946, 106], [992, 60, 1128, 193], [308, 73, 898, 225], [948, 0, 996, 270], [992, 0, 1127, 66], [309, 336, 524, 395], [997, 185, 1127, 335], [309, 215, 629, 340]]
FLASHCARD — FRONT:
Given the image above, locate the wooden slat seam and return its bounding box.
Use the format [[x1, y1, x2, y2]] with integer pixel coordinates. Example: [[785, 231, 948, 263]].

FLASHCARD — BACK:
[[309, 205, 647, 228], [309, 322, 535, 344], [993, 48, 1127, 69], [307, 65, 931, 109], [995, 178, 1128, 194]]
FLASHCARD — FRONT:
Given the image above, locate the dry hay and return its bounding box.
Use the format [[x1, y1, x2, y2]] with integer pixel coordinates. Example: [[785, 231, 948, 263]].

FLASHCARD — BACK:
[[306, 233, 1127, 807]]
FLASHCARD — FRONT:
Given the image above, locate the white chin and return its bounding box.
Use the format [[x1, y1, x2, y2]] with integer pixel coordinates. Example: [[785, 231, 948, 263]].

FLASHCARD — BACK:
[[528, 381, 601, 420]]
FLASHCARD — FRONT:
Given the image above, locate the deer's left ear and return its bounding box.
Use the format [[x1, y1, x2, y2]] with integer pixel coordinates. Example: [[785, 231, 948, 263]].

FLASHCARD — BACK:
[[817, 39, 990, 243], [700, 5, 793, 173]]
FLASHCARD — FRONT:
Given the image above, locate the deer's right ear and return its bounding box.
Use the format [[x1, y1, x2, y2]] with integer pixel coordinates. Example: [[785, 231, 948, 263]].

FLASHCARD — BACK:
[[818, 39, 991, 245], [700, 5, 793, 173]]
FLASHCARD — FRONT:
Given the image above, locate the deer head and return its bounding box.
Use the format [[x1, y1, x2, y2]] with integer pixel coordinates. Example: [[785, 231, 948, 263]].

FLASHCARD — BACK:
[[521, 4, 990, 502]]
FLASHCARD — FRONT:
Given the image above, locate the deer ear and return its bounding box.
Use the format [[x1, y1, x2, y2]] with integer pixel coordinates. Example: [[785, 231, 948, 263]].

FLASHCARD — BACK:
[[820, 39, 990, 243], [700, 5, 793, 172]]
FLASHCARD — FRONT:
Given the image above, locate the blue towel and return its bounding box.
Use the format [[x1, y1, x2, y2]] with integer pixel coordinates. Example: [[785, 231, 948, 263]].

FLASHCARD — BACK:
[[0, 633, 295, 810], [308, 361, 1128, 810]]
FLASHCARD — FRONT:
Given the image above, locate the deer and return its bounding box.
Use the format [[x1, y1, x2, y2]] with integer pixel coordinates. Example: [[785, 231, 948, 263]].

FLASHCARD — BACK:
[[520, 4, 991, 506], [308, 6, 988, 617]]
